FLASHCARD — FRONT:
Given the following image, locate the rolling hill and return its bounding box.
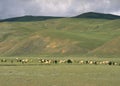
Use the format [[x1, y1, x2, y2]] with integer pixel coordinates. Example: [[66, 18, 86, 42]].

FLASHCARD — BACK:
[[0, 16, 62, 22], [0, 12, 120, 57], [75, 12, 120, 19]]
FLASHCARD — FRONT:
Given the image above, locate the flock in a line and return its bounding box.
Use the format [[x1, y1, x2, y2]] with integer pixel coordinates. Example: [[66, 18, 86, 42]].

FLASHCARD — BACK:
[[0, 58, 120, 66]]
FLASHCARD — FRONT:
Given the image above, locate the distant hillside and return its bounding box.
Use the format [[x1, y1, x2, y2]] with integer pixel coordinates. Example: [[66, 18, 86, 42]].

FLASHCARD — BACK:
[[75, 12, 120, 19], [90, 36, 120, 56], [0, 12, 120, 57], [1, 12, 120, 22], [0, 16, 62, 22]]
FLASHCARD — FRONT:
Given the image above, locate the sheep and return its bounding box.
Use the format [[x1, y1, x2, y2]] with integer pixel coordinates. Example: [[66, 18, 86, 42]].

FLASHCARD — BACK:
[[38, 59, 45, 63], [59, 60, 66, 64], [89, 60, 93, 65], [108, 61, 113, 65], [113, 62, 118, 65], [93, 61, 96, 64], [67, 59, 73, 64], [93, 61, 98, 65], [16, 58, 22, 62], [79, 60, 84, 64], [38, 58, 42, 62], [119, 63, 120, 66], [44, 60, 52, 64], [38, 59, 43, 63], [38, 59, 52, 64], [85, 61, 89, 64], [53, 60, 58, 64], [102, 61, 110, 65], [5, 58, 118, 66], [99, 61, 103, 65], [11, 60, 13, 63], [1, 59, 7, 62], [22, 59, 29, 64]]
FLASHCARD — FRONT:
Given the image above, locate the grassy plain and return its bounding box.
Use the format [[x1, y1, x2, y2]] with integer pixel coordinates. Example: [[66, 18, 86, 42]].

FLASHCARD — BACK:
[[0, 57, 120, 86], [0, 65, 120, 86]]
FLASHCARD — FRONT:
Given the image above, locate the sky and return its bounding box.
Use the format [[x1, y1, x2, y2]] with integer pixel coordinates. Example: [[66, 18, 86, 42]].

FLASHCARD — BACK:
[[0, 0, 120, 19]]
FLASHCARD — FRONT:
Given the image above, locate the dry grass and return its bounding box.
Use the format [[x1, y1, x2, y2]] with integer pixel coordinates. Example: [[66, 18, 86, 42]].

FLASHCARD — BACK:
[[0, 65, 119, 86]]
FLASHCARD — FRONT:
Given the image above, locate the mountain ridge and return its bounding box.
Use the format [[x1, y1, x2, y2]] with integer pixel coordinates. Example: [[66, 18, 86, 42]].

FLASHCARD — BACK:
[[0, 12, 120, 22]]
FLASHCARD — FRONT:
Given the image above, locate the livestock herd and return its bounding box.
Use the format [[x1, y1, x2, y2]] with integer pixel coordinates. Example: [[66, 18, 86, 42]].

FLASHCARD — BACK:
[[0, 58, 120, 66]]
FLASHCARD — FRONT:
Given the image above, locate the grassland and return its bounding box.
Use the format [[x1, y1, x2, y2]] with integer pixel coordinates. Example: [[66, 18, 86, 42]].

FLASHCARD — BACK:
[[0, 12, 120, 86], [0, 56, 120, 86], [0, 65, 119, 86]]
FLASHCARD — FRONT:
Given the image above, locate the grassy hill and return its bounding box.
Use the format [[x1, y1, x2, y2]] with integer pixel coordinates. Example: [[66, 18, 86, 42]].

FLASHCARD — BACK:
[[0, 12, 120, 57], [0, 16, 62, 22], [75, 12, 120, 19]]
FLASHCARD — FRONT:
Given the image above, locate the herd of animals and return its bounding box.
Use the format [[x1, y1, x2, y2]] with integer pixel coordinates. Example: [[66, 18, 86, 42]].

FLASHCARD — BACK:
[[0, 58, 120, 66]]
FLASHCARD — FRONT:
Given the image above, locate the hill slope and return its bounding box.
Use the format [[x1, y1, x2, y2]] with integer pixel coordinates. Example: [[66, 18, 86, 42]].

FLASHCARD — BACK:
[[75, 12, 120, 19], [0, 16, 62, 22], [0, 12, 120, 57], [90, 36, 120, 56]]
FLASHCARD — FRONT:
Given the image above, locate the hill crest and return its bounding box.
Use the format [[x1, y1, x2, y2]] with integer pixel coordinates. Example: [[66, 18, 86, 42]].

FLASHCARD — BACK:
[[0, 15, 62, 22], [0, 12, 120, 22], [74, 12, 120, 19]]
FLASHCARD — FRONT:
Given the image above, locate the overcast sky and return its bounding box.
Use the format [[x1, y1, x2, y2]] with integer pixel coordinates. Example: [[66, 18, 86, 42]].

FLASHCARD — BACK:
[[0, 0, 120, 19]]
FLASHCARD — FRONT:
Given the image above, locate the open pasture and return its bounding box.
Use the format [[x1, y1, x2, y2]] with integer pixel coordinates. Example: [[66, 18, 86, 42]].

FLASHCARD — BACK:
[[0, 65, 120, 86], [0, 57, 120, 86]]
